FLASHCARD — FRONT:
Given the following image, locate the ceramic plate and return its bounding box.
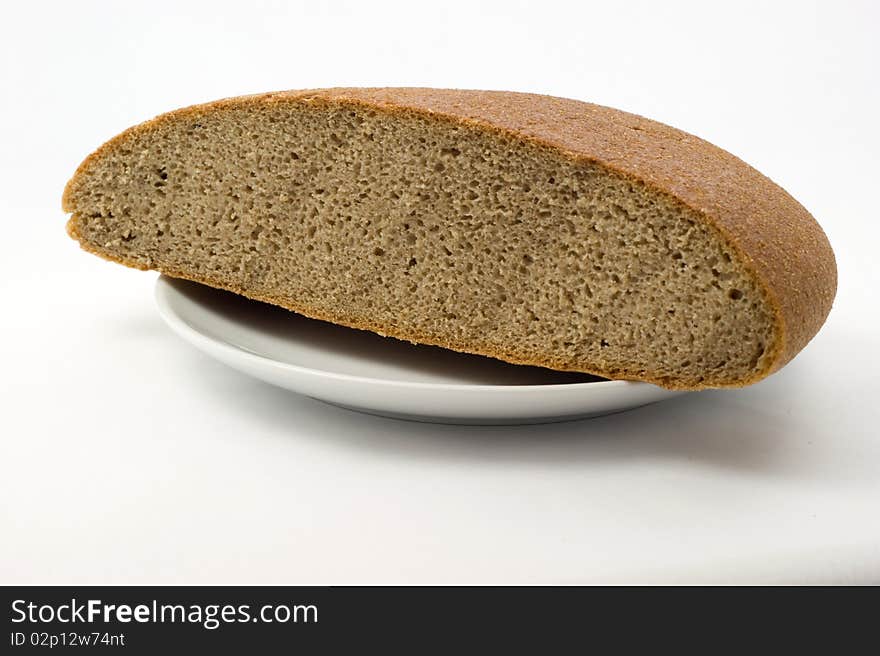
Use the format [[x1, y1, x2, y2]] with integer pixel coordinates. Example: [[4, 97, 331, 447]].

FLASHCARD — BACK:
[[154, 276, 685, 424]]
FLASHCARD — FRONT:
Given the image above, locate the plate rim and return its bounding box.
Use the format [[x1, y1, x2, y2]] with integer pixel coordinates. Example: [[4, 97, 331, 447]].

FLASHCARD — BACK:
[[154, 274, 660, 394]]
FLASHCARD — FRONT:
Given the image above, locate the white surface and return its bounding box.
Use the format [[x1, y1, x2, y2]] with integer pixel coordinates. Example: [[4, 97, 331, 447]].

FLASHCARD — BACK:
[[1, 0, 879, 583], [155, 276, 682, 424]]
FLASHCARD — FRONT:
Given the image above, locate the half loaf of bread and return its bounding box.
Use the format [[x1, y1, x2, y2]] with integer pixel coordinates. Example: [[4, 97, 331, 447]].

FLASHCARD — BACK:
[[63, 88, 837, 389]]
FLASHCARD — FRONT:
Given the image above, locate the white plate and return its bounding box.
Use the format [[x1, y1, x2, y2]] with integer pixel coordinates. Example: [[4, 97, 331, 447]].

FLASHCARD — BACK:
[[154, 276, 685, 424]]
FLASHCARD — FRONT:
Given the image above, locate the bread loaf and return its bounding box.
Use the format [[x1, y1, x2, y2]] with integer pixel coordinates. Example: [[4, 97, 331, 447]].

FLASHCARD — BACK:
[[62, 88, 837, 389]]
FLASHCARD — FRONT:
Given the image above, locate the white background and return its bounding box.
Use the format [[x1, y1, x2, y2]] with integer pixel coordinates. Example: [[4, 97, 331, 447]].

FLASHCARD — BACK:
[[1, 0, 878, 583]]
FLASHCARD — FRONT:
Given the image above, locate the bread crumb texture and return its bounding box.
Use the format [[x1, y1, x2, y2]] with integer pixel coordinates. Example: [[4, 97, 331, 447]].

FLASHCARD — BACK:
[[63, 88, 837, 389]]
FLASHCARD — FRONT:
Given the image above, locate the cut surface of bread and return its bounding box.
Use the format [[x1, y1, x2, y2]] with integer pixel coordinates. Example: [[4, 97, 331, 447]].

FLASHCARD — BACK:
[[63, 88, 837, 389]]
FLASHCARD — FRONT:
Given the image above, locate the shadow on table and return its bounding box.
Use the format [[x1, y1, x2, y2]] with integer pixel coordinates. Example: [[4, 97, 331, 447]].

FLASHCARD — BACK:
[[148, 280, 846, 480], [178, 349, 802, 477]]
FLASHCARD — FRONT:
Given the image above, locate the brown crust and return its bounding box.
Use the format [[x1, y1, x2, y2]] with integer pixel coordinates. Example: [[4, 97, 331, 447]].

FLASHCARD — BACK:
[[63, 88, 837, 389]]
